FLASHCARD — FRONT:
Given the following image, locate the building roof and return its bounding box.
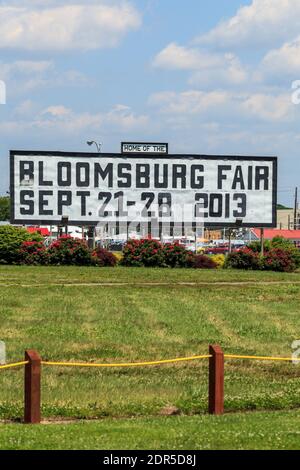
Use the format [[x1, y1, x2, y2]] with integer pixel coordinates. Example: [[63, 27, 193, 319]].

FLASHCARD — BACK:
[[252, 228, 300, 240], [27, 227, 50, 236]]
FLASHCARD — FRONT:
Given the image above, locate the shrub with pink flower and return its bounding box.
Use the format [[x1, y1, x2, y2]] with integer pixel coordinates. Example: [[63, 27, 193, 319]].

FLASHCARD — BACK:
[[47, 236, 94, 266], [263, 248, 296, 273], [122, 239, 218, 269], [226, 244, 298, 272], [18, 240, 48, 265], [162, 242, 192, 268], [122, 239, 165, 267]]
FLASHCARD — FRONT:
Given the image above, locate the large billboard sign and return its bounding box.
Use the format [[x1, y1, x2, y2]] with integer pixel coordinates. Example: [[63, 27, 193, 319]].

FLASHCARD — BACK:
[[10, 151, 277, 228]]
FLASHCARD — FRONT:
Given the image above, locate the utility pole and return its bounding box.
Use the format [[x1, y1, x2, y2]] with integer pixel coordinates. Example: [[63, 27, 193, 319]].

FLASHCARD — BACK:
[[260, 228, 264, 256], [294, 187, 298, 230]]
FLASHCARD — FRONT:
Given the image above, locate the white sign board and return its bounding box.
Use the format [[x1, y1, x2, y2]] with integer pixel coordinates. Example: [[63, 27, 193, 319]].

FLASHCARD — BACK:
[[10, 151, 277, 227]]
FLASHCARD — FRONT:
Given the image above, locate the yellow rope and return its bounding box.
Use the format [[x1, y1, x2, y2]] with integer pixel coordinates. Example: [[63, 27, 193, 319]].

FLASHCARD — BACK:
[[41, 354, 300, 368], [41, 355, 212, 368], [1, 354, 299, 372], [224, 354, 300, 362], [0, 361, 28, 370]]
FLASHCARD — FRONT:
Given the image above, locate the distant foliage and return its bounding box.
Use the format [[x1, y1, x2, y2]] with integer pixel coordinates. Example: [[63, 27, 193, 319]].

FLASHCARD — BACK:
[[0, 225, 42, 265], [0, 197, 10, 221]]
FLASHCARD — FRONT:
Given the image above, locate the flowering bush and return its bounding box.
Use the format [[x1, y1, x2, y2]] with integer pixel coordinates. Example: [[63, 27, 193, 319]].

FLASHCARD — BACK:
[[249, 236, 300, 268], [113, 252, 124, 264], [47, 236, 94, 266], [262, 248, 296, 273], [122, 239, 219, 269], [0, 225, 43, 265], [18, 241, 49, 265], [122, 239, 164, 267], [162, 242, 192, 268], [225, 248, 262, 270], [93, 247, 117, 267], [210, 254, 226, 269], [225, 243, 298, 273]]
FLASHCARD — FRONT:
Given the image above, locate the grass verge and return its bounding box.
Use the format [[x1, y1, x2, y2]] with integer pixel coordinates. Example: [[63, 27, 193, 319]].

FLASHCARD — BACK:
[[1, 410, 300, 450]]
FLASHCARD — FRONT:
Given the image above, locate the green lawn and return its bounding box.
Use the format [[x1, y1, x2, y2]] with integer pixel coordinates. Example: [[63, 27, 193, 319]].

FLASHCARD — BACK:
[[1, 410, 300, 450], [1, 265, 300, 284], [1, 266, 300, 424]]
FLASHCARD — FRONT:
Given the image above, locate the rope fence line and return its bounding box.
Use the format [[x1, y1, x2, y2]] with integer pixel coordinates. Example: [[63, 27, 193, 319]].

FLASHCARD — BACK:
[[1, 347, 300, 424], [40, 355, 212, 368], [0, 361, 28, 370], [41, 354, 300, 367], [1, 354, 300, 371], [224, 354, 300, 362]]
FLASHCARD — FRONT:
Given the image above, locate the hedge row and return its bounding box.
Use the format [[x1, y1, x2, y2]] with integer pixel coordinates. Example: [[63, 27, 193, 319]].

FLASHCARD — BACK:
[[18, 238, 117, 267], [121, 238, 217, 269], [0, 227, 217, 269], [0, 226, 116, 267], [0, 226, 299, 272]]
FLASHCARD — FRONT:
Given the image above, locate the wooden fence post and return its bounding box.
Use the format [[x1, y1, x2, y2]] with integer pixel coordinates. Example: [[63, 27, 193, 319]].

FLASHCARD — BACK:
[[24, 350, 41, 424], [209, 344, 224, 415]]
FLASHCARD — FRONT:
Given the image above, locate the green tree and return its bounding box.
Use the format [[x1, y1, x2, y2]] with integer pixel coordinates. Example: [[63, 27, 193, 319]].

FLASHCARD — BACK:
[[0, 196, 10, 221]]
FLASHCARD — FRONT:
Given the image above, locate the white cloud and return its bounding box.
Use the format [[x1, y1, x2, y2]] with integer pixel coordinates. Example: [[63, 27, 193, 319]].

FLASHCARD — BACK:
[[153, 43, 223, 70], [0, 60, 53, 81], [241, 93, 292, 121], [149, 89, 294, 123], [260, 36, 300, 79], [0, 103, 149, 135], [41, 105, 72, 118], [0, 59, 89, 95], [196, 0, 300, 49], [0, 1, 141, 51], [13, 99, 39, 117], [153, 43, 247, 87], [149, 90, 230, 115]]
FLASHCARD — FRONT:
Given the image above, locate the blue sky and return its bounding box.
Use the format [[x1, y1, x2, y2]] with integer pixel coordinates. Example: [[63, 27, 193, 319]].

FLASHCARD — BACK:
[[1, 0, 300, 205]]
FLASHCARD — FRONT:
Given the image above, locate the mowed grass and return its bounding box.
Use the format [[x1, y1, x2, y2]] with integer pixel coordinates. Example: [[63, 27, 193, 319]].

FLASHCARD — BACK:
[[0, 265, 300, 284], [1, 266, 300, 421], [1, 410, 300, 450]]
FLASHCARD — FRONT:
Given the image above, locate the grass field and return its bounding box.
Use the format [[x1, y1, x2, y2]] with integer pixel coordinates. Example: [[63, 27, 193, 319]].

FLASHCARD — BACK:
[[1, 410, 300, 450], [1, 266, 300, 449]]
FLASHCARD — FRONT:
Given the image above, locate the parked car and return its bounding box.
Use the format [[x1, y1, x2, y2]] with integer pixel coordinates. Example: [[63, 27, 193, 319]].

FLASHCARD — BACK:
[[204, 245, 229, 255], [204, 243, 245, 255]]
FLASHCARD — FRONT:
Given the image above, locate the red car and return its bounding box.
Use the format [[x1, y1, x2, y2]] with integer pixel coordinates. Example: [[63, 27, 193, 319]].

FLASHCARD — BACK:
[[204, 244, 244, 255], [204, 245, 229, 255]]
